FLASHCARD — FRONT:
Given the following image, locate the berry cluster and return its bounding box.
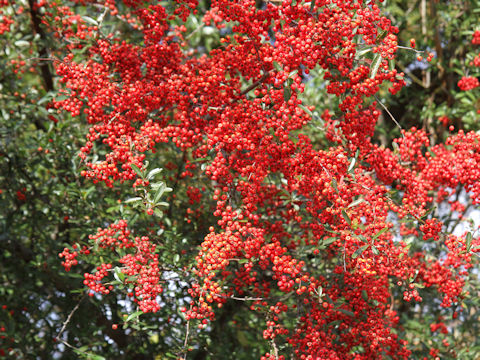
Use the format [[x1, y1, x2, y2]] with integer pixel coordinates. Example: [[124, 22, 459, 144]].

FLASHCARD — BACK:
[[61, 220, 163, 313], [458, 76, 479, 91]]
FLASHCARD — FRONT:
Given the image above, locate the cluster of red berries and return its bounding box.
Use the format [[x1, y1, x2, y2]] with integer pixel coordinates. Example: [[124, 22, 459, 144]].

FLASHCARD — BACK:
[[472, 30, 480, 45], [59, 220, 164, 312], [458, 76, 479, 91], [58, 247, 78, 271]]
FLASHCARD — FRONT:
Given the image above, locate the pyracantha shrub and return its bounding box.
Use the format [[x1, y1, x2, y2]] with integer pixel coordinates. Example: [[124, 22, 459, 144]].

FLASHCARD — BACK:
[[31, 0, 480, 358]]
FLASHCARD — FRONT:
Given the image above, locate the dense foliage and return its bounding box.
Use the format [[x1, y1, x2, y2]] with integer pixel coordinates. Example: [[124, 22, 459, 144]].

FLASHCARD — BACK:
[[1, 0, 480, 359]]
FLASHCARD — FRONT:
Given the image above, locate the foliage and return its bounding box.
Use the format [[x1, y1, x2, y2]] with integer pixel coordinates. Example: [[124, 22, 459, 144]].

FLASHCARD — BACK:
[[1, 0, 480, 359]]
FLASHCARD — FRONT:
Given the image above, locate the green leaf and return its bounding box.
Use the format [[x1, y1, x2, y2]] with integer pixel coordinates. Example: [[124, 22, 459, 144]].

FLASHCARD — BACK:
[[338, 309, 354, 317], [347, 157, 356, 172], [88, 354, 106, 360], [389, 59, 395, 71], [82, 16, 99, 26], [347, 198, 364, 209], [55, 95, 69, 102], [355, 46, 372, 58], [466, 232, 473, 252], [357, 234, 368, 243], [173, 254, 180, 263], [125, 310, 143, 323], [147, 168, 162, 180], [369, 53, 382, 79], [113, 267, 125, 282], [283, 85, 292, 102], [362, 290, 368, 301], [352, 244, 370, 259], [342, 210, 351, 226], [130, 164, 143, 178], [372, 226, 389, 240], [321, 237, 337, 246], [273, 61, 283, 72], [298, 103, 312, 116], [14, 40, 30, 47], [371, 245, 379, 255], [124, 197, 142, 203], [288, 70, 299, 79], [154, 183, 166, 203]]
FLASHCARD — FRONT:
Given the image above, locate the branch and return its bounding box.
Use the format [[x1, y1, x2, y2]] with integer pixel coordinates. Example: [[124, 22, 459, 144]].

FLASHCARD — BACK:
[[240, 70, 272, 96], [27, 0, 54, 92], [55, 295, 86, 341]]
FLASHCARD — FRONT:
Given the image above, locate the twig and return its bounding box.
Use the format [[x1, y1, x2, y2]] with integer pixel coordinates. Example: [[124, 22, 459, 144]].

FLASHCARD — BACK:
[[271, 338, 279, 360], [374, 95, 404, 137], [240, 70, 273, 96], [56, 295, 86, 341], [179, 305, 193, 360], [186, 22, 205, 40], [216, 293, 265, 301]]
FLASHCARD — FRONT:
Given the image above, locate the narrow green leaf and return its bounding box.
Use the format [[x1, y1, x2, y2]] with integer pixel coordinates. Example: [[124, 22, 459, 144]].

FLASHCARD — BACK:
[[298, 103, 312, 116], [347, 157, 356, 172], [369, 53, 382, 79], [55, 95, 69, 102], [130, 164, 143, 178], [321, 237, 337, 246], [154, 183, 166, 203], [14, 40, 30, 47], [372, 226, 389, 240], [113, 267, 125, 282], [357, 234, 368, 243], [352, 244, 370, 259], [355, 46, 372, 58], [125, 310, 143, 323], [147, 168, 162, 180], [273, 61, 283, 72], [371, 245, 379, 255], [338, 309, 354, 317], [347, 198, 365, 209], [82, 16, 99, 26], [389, 59, 395, 71], [283, 85, 292, 102], [466, 232, 473, 252], [342, 210, 351, 226], [361, 290, 368, 301], [124, 197, 142, 203], [411, 269, 420, 283]]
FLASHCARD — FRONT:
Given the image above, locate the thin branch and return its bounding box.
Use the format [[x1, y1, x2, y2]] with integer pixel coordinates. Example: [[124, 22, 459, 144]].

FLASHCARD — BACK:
[[186, 22, 205, 40], [179, 304, 193, 360], [374, 95, 404, 137], [216, 293, 265, 301], [271, 338, 279, 360], [240, 70, 273, 96], [56, 295, 86, 341], [27, 0, 54, 92]]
